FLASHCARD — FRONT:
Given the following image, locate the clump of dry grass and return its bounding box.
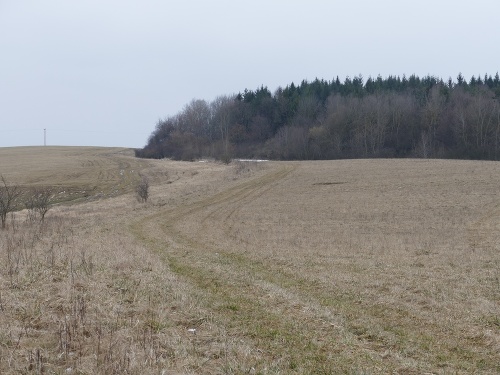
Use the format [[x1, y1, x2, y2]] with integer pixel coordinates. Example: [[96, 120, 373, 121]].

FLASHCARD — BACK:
[[1, 211, 191, 373]]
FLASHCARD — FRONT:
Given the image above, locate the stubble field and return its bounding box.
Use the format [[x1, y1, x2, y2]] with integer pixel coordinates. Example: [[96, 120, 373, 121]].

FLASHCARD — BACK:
[[0, 147, 499, 374]]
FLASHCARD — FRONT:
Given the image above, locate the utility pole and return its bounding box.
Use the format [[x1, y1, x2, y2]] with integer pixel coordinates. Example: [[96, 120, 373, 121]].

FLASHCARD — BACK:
[[44, 129, 46, 146]]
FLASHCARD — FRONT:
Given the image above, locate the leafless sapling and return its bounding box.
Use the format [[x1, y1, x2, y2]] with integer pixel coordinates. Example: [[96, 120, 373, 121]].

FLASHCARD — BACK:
[[0, 175, 21, 229], [25, 187, 53, 222]]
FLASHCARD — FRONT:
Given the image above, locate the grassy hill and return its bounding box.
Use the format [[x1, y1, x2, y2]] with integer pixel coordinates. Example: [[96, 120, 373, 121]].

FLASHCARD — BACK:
[[0, 146, 149, 202], [1, 147, 499, 373]]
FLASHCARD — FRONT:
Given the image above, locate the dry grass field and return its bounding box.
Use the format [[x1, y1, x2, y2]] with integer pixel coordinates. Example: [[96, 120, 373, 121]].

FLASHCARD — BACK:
[[1, 147, 499, 374], [0, 146, 149, 202]]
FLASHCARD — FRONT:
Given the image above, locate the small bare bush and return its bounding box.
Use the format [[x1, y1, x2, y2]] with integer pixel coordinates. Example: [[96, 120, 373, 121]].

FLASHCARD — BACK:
[[136, 176, 149, 203], [220, 154, 232, 164], [25, 187, 53, 222]]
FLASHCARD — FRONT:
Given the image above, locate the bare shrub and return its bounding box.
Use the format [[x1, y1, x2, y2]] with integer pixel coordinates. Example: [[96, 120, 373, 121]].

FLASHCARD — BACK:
[[136, 176, 149, 203], [0, 175, 21, 229], [220, 154, 232, 164], [25, 187, 53, 222]]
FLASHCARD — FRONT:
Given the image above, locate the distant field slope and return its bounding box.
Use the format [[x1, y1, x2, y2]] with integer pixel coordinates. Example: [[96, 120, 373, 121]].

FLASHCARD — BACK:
[[0, 146, 149, 202]]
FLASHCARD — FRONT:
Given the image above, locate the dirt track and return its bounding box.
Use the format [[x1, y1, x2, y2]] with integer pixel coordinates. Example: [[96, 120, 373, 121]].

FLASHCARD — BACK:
[[132, 164, 413, 372]]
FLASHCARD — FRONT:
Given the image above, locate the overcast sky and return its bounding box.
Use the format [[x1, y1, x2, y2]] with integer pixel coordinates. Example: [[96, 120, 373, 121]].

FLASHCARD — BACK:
[[1, 1, 499, 148]]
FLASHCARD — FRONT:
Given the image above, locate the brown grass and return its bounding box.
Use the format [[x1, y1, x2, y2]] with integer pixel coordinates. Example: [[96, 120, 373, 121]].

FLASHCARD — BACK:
[[1, 148, 499, 374], [0, 146, 148, 202]]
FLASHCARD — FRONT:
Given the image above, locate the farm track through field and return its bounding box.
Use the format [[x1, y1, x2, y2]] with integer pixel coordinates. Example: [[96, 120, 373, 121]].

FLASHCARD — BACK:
[[131, 165, 418, 372]]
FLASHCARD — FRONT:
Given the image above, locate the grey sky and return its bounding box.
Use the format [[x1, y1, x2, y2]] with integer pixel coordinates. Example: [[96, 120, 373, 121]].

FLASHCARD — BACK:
[[1, 1, 499, 148]]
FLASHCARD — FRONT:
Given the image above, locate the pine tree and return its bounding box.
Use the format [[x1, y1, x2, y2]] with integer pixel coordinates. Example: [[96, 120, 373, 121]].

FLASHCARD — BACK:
[[365, 76, 375, 94]]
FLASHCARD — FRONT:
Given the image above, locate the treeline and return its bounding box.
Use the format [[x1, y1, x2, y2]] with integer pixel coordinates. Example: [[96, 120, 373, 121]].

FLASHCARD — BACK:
[[136, 73, 500, 161]]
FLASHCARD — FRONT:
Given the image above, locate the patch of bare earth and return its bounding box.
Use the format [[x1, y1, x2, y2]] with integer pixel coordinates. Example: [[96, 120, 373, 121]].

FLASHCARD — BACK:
[[1, 152, 500, 374]]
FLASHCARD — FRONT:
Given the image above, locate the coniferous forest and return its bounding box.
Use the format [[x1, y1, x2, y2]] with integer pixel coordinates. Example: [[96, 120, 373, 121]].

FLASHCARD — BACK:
[[136, 73, 500, 161]]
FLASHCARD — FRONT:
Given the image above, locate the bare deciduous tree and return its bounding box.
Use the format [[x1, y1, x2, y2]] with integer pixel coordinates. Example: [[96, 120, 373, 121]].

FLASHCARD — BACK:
[[211, 95, 235, 161], [136, 176, 149, 203], [0, 176, 21, 229]]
